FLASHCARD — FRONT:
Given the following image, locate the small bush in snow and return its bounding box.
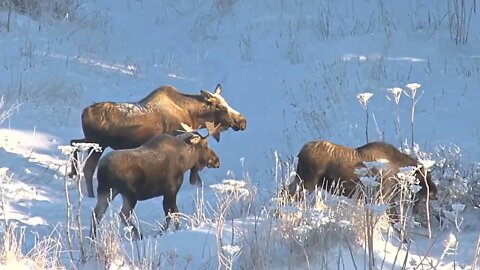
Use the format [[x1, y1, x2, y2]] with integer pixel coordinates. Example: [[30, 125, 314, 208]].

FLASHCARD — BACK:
[[432, 143, 480, 209]]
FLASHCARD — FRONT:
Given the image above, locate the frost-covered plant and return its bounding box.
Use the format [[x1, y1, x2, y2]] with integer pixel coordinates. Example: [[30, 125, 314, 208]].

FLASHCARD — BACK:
[[404, 83, 423, 149], [431, 143, 480, 209], [59, 142, 101, 196], [356, 159, 392, 269], [0, 167, 12, 231], [270, 189, 361, 269], [386, 87, 403, 149], [435, 232, 459, 268], [357, 92, 373, 143], [435, 203, 464, 269], [242, 154, 371, 269], [191, 183, 210, 227], [90, 203, 184, 270], [394, 165, 424, 236], [211, 179, 252, 219], [211, 179, 251, 269], [385, 83, 425, 150], [58, 142, 101, 265], [90, 205, 131, 269], [221, 244, 241, 270], [0, 96, 21, 126], [0, 225, 28, 267], [0, 224, 64, 269]]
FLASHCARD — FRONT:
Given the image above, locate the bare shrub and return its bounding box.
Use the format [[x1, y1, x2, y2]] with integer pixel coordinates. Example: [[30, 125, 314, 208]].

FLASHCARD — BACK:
[[0, 0, 82, 21], [433, 143, 480, 209], [238, 33, 252, 62], [236, 154, 373, 269], [447, 0, 477, 45], [25, 79, 83, 126], [1, 168, 64, 269], [263, 186, 370, 269], [0, 95, 21, 126]]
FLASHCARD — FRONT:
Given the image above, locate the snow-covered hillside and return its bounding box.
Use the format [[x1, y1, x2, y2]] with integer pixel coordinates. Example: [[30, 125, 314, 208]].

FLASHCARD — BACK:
[[1, 0, 480, 269]]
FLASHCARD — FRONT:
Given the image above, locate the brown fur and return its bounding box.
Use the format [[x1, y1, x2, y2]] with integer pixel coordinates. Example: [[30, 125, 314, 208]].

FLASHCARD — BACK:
[[89, 132, 220, 240], [70, 84, 246, 197], [288, 140, 437, 221]]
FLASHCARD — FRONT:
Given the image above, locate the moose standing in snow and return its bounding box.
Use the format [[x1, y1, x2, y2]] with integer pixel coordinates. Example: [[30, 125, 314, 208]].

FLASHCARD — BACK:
[[90, 123, 220, 240]]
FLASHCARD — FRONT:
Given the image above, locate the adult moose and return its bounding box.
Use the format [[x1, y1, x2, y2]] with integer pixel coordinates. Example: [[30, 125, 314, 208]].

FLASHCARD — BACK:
[[287, 140, 437, 221], [70, 84, 246, 197], [90, 124, 220, 240]]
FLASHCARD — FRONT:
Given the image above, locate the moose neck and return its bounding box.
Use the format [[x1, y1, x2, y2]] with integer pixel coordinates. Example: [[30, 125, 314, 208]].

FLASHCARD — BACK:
[[182, 144, 200, 171], [141, 89, 219, 129], [179, 94, 218, 129]]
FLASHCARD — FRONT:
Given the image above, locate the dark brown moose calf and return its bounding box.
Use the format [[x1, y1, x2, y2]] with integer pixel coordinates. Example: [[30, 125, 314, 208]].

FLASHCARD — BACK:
[[288, 140, 437, 221], [89, 130, 220, 240], [70, 84, 246, 197]]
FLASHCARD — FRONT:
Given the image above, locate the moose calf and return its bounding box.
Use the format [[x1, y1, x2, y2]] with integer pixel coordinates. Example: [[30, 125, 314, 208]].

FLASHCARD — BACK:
[[90, 131, 220, 240]]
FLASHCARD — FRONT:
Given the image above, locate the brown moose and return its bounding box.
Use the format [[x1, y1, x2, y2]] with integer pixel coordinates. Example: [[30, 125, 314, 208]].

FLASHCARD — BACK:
[[288, 140, 438, 221], [90, 124, 220, 240]]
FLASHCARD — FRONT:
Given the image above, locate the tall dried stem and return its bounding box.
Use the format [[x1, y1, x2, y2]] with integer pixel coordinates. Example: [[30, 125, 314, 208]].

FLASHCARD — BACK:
[[357, 92, 374, 143], [387, 87, 403, 150], [404, 83, 423, 150], [59, 143, 101, 267]]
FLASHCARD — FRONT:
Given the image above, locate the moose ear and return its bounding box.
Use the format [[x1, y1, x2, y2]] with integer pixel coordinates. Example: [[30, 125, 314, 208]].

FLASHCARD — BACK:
[[189, 134, 201, 145], [200, 90, 215, 102], [214, 84, 222, 95]]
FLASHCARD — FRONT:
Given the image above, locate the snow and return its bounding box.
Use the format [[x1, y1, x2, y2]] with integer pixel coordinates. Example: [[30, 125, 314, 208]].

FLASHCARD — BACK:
[[1, 0, 480, 269]]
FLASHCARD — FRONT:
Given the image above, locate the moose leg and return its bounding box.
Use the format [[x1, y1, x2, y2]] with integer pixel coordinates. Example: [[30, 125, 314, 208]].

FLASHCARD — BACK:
[[68, 138, 86, 178], [119, 194, 140, 240], [412, 197, 431, 226], [90, 188, 119, 239], [412, 197, 423, 217], [163, 193, 180, 230], [83, 150, 103, 198], [385, 202, 412, 243]]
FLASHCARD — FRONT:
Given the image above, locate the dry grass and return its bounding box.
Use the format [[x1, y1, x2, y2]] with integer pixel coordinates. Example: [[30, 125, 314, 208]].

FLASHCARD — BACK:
[[90, 212, 131, 268], [0, 0, 82, 21], [0, 225, 64, 270]]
